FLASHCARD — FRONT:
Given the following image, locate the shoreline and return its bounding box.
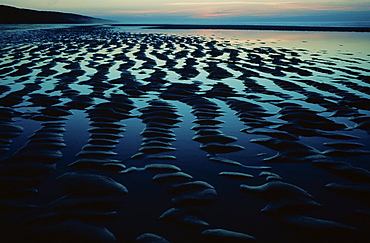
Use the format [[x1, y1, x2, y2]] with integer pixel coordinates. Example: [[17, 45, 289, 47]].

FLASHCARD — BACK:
[[111, 24, 370, 32]]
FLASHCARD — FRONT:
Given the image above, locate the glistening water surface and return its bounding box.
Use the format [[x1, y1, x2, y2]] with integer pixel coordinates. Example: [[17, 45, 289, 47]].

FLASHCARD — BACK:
[[0, 25, 369, 242]]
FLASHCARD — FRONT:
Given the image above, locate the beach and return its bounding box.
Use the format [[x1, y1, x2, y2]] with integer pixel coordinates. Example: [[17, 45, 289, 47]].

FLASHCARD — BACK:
[[0, 25, 369, 242]]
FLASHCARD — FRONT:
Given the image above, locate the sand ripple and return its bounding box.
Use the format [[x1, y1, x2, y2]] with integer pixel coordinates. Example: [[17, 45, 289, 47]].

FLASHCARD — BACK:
[[0, 26, 369, 242]]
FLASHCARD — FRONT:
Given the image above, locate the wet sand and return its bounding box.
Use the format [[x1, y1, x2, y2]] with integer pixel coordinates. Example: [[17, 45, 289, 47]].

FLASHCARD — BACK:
[[0, 25, 370, 242]]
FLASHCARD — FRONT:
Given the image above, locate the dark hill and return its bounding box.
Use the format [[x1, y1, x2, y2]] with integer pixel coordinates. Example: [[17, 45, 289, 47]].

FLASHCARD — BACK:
[[0, 5, 110, 24]]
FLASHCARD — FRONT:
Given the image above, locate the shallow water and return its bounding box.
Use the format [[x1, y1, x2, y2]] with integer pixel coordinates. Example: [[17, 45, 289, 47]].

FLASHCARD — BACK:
[[0, 25, 370, 242]]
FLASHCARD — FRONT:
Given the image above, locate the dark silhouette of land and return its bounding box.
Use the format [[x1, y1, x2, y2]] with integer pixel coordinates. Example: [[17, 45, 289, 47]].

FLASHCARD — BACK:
[[0, 5, 109, 24]]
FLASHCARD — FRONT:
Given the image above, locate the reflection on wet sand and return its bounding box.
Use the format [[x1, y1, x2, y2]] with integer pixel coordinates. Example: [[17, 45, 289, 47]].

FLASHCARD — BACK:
[[0, 26, 369, 242]]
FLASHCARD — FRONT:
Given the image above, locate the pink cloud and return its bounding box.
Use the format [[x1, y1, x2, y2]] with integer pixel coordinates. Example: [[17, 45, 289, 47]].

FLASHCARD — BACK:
[[276, 3, 355, 11], [197, 12, 239, 18], [187, 2, 360, 19], [105, 1, 369, 19], [192, 9, 244, 18]]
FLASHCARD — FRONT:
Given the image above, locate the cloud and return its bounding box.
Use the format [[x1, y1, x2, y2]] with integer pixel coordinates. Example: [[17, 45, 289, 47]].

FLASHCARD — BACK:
[[109, 10, 164, 14], [102, 1, 370, 22], [166, 1, 286, 7], [163, 1, 363, 19], [166, 1, 364, 12], [194, 10, 244, 18], [107, 8, 184, 17], [168, 1, 260, 5], [276, 2, 355, 11]]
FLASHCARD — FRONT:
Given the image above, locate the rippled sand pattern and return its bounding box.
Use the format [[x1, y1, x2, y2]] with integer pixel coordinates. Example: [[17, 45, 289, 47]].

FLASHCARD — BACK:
[[0, 26, 370, 242]]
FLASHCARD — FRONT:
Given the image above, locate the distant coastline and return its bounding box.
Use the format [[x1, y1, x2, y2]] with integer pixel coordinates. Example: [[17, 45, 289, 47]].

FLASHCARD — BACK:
[[0, 5, 109, 24], [112, 24, 370, 32]]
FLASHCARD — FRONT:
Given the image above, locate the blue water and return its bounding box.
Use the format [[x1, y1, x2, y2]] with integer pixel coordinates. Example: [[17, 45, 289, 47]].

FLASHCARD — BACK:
[[233, 21, 370, 28]]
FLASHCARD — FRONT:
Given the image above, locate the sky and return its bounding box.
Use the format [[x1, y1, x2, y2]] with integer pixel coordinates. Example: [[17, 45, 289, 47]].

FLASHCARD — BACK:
[[1, 0, 370, 25]]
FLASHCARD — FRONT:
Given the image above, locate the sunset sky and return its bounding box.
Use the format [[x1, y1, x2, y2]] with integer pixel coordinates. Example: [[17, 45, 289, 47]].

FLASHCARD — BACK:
[[1, 0, 369, 24]]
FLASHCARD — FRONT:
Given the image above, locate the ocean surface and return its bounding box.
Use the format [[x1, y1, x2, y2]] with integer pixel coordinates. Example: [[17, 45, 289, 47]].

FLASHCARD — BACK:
[[1, 19, 370, 31]]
